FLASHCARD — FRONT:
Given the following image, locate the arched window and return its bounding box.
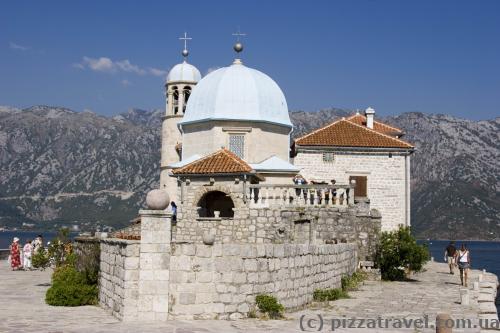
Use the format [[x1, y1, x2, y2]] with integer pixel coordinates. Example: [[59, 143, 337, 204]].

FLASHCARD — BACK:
[[183, 86, 192, 113], [172, 86, 179, 114], [197, 191, 235, 218]]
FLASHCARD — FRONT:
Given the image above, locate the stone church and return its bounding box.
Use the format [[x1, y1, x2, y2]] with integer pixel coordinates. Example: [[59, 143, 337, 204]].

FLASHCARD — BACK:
[[160, 38, 414, 232], [90, 36, 414, 321]]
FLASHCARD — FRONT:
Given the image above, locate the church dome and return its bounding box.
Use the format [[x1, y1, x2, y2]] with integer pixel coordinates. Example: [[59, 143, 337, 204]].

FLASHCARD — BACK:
[[180, 61, 292, 128], [166, 61, 201, 83]]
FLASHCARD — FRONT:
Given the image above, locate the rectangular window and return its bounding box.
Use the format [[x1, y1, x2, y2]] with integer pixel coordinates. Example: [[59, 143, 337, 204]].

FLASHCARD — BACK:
[[322, 152, 334, 163], [229, 134, 245, 159], [349, 176, 368, 197]]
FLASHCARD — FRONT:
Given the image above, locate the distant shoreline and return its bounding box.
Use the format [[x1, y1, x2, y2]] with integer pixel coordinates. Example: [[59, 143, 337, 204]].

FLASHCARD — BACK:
[[417, 238, 500, 243], [1, 231, 499, 243]]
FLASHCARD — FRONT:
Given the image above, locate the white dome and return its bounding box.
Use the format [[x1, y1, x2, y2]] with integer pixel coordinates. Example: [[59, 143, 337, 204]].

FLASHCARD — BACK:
[[166, 61, 201, 83], [180, 61, 292, 128]]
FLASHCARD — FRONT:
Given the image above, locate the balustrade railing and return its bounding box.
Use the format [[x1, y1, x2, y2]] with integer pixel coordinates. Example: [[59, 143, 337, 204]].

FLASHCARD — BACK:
[[246, 184, 354, 208]]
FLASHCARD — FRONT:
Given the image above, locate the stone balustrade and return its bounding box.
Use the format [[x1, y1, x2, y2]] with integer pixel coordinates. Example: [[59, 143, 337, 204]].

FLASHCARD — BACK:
[[247, 184, 354, 208]]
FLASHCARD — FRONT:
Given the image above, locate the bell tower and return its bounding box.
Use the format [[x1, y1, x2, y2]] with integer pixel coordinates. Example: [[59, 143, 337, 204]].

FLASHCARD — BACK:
[[160, 32, 201, 203]]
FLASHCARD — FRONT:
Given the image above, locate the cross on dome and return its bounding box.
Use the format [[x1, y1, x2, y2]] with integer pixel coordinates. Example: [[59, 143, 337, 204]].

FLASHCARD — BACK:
[[232, 27, 246, 55], [179, 32, 192, 59], [232, 27, 246, 42]]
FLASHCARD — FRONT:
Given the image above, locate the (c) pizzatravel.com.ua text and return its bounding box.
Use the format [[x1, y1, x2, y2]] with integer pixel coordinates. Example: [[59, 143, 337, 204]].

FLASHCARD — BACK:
[[299, 314, 500, 331]]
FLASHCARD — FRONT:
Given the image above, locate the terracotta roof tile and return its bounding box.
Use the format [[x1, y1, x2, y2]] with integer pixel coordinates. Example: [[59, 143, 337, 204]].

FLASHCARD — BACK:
[[347, 114, 403, 136], [295, 119, 414, 149], [172, 149, 252, 175]]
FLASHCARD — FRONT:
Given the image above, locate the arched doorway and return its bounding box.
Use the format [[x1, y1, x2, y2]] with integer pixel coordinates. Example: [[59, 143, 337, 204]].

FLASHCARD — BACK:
[[197, 191, 235, 218]]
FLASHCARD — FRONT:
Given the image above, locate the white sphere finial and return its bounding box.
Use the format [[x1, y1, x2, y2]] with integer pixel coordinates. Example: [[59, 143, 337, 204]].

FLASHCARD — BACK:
[[146, 189, 170, 210]]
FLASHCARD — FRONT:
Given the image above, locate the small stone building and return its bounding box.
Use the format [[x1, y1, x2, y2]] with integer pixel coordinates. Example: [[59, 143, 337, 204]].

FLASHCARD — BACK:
[[293, 109, 414, 231]]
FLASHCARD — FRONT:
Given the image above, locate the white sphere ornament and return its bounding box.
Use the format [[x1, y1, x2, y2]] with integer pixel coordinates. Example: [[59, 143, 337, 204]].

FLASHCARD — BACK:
[[146, 189, 170, 210]]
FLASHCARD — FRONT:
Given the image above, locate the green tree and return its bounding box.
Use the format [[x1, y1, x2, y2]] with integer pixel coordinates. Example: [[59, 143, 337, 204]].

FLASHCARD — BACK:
[[375, 226, 430, 281]]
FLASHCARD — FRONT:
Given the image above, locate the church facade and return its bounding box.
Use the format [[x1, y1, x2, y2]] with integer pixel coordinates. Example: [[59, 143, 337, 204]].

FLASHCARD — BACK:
[[160, 41, 414, 231], [91, 37, 413, 321]]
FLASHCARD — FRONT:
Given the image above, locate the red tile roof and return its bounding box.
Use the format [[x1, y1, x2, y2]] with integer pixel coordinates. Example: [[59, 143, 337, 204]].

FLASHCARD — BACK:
[[172, 148, 252, 175], [295, 118, 414, 149], [346, 114, 403, 136]]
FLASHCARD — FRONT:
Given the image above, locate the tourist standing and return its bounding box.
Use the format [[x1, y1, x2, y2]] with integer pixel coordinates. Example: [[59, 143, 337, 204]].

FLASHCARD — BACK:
[[293, 174, 306, 199], [456, 244, 471, 287], [444, 241, 457, 274], [9, 237, 21, 271], [23, 239, 33, 270], [32, 235, 43, 254], [171, 201, 177, 223]]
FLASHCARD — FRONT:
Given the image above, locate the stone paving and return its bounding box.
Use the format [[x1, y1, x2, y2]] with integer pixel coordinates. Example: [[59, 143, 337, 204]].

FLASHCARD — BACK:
[[0, 260, 497, 333]]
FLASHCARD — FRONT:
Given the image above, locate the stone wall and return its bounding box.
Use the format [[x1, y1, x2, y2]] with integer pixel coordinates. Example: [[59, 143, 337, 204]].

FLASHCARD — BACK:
[[98, 238, 140, 321], [181, 120, 291, 166], [174, 178, 252, 243], [294, 151, 410, 231], [175, 197, 380, 261], [169, 242, 357, 320]]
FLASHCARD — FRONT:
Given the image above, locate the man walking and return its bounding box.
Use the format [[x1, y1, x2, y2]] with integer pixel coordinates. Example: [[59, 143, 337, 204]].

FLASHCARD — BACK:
[[444, 241, 457, 274]]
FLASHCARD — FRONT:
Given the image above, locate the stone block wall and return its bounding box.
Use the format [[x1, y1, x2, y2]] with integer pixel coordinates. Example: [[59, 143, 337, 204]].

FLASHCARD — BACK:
[[174, 204, 380, 261], [99, 238, 140, 321], [294, 151, 410, 231], [168, 242, 356, 320], [136, 210, 172, 321]]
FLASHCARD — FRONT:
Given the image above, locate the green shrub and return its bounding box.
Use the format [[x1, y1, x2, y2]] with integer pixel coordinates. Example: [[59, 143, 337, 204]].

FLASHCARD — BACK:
[[32, 228, 75, 270], [375, 226, 430, 281], [32, 247, 50, 269], [313, 288, 349, 302], [255, 294, 284, 319], [341, 271, 367, 292], [46, 265, 97, 306]]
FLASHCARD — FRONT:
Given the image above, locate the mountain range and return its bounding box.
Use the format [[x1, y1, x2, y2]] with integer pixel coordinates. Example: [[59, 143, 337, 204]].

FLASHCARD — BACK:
[[0, 105, 498, 240]]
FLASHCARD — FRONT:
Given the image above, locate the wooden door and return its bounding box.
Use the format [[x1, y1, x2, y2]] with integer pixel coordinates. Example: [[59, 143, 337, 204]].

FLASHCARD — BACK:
[[349, 176, 367, 197]]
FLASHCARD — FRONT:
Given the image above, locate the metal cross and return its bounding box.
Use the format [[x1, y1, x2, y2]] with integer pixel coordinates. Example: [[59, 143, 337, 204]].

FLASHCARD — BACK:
[[179, 32, 192, 51], [232, 27, 246, 42]]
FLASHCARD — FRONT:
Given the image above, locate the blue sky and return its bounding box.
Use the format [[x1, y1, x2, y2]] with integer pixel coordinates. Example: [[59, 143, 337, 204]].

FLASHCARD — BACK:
[[1, 0, 499, 120]]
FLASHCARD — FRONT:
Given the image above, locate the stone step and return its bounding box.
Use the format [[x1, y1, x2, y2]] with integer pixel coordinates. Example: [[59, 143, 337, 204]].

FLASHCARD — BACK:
[[478, 293, 495, 302], [479, 302, 498, 314], [479, 282, 497, 289]]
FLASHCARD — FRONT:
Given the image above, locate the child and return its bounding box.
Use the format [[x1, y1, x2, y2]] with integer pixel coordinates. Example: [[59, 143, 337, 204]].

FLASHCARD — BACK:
[[23, 239, 33, 270]]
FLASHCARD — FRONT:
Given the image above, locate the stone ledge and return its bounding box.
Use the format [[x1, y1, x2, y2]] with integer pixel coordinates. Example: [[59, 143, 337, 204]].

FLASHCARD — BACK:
[[100, 238, 140, 246], [139, 209, 173, 217]]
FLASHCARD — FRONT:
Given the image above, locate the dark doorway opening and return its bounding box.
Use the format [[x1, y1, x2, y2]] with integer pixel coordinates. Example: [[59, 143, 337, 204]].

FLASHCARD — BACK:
[[197, 191, 235, 218]]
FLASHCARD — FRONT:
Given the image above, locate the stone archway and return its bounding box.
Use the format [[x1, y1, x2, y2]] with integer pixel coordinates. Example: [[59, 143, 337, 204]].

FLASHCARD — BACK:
[[197, 190, 235, 218]]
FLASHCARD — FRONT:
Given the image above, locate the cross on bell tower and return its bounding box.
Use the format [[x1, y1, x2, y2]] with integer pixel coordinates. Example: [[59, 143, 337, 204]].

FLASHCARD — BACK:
[[179, 32, 192, 59], [160, 32, 201, 201]]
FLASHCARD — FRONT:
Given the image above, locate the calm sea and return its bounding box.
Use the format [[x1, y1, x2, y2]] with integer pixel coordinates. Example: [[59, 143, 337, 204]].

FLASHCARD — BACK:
[[422, 240, 500, 282]]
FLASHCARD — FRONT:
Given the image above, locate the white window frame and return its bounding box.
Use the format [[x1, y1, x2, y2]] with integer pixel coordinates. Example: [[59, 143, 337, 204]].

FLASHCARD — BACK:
[[228, 133, 246, 159], [322, 152, 335, 163]]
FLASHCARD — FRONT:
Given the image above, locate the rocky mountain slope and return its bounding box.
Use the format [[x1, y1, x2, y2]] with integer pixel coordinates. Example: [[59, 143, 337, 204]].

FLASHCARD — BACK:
[[0, 105, 498, 239]]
